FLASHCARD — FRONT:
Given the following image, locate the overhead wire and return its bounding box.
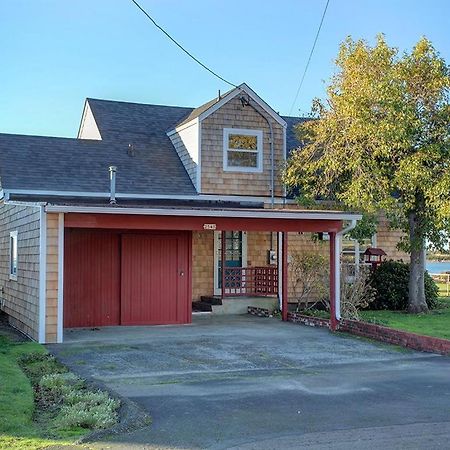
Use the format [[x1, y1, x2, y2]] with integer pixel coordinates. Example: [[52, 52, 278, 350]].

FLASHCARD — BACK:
[[288, 0, 330, 115], [130, 0, 238, 88]]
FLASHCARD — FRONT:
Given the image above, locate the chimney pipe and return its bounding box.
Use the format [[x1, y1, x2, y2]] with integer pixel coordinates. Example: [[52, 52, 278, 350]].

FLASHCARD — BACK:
[[109, 166, 117, 204]]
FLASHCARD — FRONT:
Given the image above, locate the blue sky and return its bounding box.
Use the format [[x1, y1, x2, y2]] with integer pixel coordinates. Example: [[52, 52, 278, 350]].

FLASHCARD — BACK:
[[1, 0, 449, 137]]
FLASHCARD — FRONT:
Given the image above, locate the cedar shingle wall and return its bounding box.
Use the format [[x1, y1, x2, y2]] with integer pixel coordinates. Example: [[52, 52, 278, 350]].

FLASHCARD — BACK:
[[192, 230, 214, 301], [0, 203, 40, 340], [45, 213, 59, 343], [201, 96, 285, 196]]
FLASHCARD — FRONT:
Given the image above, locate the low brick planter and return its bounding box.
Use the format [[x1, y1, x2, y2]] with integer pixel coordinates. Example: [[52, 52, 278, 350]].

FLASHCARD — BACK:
[[247, 306, 270, 317], [339, 319, 450, 356], [286, 312, 450, 356], [287, 312, 330, 328]]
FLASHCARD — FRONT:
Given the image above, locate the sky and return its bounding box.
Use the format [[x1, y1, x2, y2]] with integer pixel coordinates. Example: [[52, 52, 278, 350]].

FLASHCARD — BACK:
[[1, 0, 449, 138]]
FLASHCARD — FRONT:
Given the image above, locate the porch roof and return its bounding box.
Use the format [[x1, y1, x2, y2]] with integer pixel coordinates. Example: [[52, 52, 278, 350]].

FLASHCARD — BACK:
[[45, 203, 361, 222], [44, 202, 361, 233]]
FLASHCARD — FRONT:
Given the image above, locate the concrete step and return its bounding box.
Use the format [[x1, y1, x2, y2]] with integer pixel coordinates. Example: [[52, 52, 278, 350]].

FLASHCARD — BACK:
[[192, 301, 213, 312], [200, 296, 223, 305]]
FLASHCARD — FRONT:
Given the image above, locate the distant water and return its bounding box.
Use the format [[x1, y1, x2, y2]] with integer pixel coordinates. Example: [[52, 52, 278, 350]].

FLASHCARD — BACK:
[[426, 261, 450, 274]]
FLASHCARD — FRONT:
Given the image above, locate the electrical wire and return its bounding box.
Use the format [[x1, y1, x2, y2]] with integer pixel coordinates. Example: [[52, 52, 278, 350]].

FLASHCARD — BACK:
[[288, 0, 330, 115], [130, 0, 238, 88]]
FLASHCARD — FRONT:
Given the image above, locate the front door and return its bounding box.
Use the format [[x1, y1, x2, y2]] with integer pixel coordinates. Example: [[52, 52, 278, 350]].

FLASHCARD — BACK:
[[214, 231, 247, 295]]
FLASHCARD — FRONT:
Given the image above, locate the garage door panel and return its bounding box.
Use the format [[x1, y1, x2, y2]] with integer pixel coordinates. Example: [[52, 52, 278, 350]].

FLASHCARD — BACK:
[[121, 233, 189, 325], [64, 230, 120, 328]]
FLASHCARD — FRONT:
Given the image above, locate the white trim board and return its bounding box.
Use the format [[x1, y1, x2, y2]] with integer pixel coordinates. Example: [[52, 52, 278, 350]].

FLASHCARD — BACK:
[[57, 213, 64, 343], [38, 206, 47, 343], [44, 204, 362, 222]]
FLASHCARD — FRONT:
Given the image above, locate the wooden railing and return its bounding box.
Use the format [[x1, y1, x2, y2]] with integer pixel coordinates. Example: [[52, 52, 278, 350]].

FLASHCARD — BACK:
[[222, 266, 278, 297]]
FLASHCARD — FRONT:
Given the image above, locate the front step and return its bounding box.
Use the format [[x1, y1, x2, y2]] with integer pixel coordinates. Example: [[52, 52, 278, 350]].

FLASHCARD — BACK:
[[200, 296, 223, 305], [192, 301, 213, 312]]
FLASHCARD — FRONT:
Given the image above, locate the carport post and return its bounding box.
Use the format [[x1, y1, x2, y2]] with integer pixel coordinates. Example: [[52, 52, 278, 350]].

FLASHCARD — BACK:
[[281, 231, 288, 321], [329, 232, 338, 331]]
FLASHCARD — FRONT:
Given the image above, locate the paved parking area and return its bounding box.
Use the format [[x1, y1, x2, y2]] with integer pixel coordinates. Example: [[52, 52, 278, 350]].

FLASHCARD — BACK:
[[49, 315, 450, 449]]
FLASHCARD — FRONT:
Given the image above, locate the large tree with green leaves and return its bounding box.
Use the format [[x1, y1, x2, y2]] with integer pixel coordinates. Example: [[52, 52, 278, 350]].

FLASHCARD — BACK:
[[284, 35, 450, 313]]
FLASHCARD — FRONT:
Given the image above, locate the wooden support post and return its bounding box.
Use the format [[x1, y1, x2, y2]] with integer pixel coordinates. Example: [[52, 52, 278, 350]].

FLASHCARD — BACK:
[[282, 231, 288, 321], [221, 230, 226, 299], [329, 232, 338, 331]]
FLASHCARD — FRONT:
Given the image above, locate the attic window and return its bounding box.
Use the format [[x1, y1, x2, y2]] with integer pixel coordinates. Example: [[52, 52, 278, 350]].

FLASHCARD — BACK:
[[223, 128, 263, 172]]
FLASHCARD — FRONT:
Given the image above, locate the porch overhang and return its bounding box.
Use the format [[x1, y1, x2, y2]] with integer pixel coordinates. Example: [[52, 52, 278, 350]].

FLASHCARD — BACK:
[[45, 205, 361, 233]]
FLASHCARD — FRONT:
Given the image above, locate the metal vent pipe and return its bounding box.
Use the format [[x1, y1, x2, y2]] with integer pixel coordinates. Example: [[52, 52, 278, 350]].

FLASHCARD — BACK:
[[109, 166, 117, 204]]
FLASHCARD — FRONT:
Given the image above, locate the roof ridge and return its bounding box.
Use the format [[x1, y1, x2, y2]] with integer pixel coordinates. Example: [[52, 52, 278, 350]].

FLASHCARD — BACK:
[[87, 97, 195, 110]]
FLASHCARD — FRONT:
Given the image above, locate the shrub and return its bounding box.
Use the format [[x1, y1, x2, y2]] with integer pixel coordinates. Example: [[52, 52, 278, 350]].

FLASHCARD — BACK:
[[340, 265, 376, 320], [57, 396, 120, 429], [369, 260, 439, 310], [38, 373, 84, 406], [18, 353, 66, 386], [289, 249, 329, 311]]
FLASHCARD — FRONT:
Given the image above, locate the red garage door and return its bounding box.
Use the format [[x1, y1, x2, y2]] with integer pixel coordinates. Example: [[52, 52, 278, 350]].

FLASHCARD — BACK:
[[64, 230, 191, 328], [64, 230, 121, 328]]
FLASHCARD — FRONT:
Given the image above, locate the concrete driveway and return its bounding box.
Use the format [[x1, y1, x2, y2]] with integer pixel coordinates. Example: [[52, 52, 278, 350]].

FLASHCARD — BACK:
[[49, 315, 450, 449]]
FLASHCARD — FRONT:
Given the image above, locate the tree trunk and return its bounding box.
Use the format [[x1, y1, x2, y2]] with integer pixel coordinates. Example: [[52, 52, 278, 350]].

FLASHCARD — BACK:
[[408, 210, 428, 313]]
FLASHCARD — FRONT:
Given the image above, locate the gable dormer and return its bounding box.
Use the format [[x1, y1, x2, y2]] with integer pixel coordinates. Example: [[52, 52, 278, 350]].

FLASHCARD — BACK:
[[167, 83, 287, 197]]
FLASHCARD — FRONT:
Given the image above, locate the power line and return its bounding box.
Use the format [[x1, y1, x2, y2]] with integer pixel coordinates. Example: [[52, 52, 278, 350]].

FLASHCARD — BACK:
[[130, 0, 237, 88], [288, 0, 330, 116]]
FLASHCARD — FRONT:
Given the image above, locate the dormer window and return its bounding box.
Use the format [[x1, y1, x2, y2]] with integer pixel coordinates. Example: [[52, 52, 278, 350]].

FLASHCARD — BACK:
[[223, 128, 263, 172]]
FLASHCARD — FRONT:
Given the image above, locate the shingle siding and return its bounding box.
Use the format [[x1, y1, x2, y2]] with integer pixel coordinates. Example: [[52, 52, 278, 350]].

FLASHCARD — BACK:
[[201, 96, 285, 197], [0, 203, 40, 339]]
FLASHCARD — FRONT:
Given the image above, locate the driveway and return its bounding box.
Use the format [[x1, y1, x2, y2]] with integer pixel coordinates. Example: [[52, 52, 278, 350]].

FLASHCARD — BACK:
[[49, 315, 450, 449]]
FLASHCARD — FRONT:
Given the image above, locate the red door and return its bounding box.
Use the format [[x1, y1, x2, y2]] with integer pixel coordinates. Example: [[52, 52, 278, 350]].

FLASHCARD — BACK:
[[121, 233, 190, 325], [64, 229, 121, 327], [64, 229, 191, 328]]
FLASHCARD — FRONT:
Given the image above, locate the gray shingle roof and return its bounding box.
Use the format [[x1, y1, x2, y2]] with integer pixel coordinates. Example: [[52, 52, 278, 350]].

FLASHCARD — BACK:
[[0, 96, 306, 197], [0, 99, 198, 195]]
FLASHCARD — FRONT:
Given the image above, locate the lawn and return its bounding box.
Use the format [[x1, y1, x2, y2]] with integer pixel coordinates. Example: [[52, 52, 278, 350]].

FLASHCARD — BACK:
[[0, 336, 76, 449], [0, 332, 119, 450], [360, 297, 450, 340]]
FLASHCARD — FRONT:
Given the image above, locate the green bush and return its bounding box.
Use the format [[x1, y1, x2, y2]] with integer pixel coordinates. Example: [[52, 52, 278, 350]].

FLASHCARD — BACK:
[[18, 353, 66, 386], [56, 395, 120, 429], [369, 260, 439, 310], [39, 373, 84, 405]]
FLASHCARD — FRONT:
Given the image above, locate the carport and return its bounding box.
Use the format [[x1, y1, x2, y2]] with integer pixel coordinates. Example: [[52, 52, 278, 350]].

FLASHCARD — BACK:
[[45, 203, 361, 342]]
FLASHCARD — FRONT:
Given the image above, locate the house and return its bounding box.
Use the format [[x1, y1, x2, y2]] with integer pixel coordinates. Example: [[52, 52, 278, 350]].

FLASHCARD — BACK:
[[0, 83, 407, 343]]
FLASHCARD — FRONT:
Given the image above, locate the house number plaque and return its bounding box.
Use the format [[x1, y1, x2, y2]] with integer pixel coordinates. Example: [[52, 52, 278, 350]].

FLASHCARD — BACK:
[[203, 223, 217, 230]]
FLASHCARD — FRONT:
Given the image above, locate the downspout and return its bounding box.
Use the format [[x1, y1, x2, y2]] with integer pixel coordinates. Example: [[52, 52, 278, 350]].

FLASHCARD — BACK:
[[334, 219, 357, 321]]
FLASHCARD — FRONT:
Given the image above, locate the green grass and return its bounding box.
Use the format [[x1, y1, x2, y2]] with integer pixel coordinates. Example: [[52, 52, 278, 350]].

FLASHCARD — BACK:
[[360, 297, 450, 340], [0, 336, 91, 450]]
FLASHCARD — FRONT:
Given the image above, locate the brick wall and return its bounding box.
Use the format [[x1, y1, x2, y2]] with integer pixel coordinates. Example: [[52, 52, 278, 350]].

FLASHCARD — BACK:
[[201, 95, 285, 196], [340, 319, 450, 355], [0, 203, 40, 340]]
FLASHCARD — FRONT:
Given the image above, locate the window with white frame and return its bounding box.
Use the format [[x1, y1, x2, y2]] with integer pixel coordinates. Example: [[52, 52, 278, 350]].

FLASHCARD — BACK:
[[342, 234, 377, 275], [9, 231, 18, 280], [223, 128, 263, 172]]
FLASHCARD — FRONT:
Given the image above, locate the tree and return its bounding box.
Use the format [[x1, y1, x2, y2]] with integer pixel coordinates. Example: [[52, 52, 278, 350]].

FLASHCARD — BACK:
[[284, 35, 450, 313]]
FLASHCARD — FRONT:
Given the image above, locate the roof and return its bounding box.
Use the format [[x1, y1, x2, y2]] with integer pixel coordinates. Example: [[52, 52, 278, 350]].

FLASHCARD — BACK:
[[0, 94, 306, 197], [44, 201, 362, 222]]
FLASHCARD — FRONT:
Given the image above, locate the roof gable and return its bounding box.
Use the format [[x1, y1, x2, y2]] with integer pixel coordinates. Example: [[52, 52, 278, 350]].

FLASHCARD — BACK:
[[171, 83, 287, 131]]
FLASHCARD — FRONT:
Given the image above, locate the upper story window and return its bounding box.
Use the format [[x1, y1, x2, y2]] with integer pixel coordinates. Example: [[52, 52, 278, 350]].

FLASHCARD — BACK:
[[223, 128, 263, 172], [9, 231, 18, 281]]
